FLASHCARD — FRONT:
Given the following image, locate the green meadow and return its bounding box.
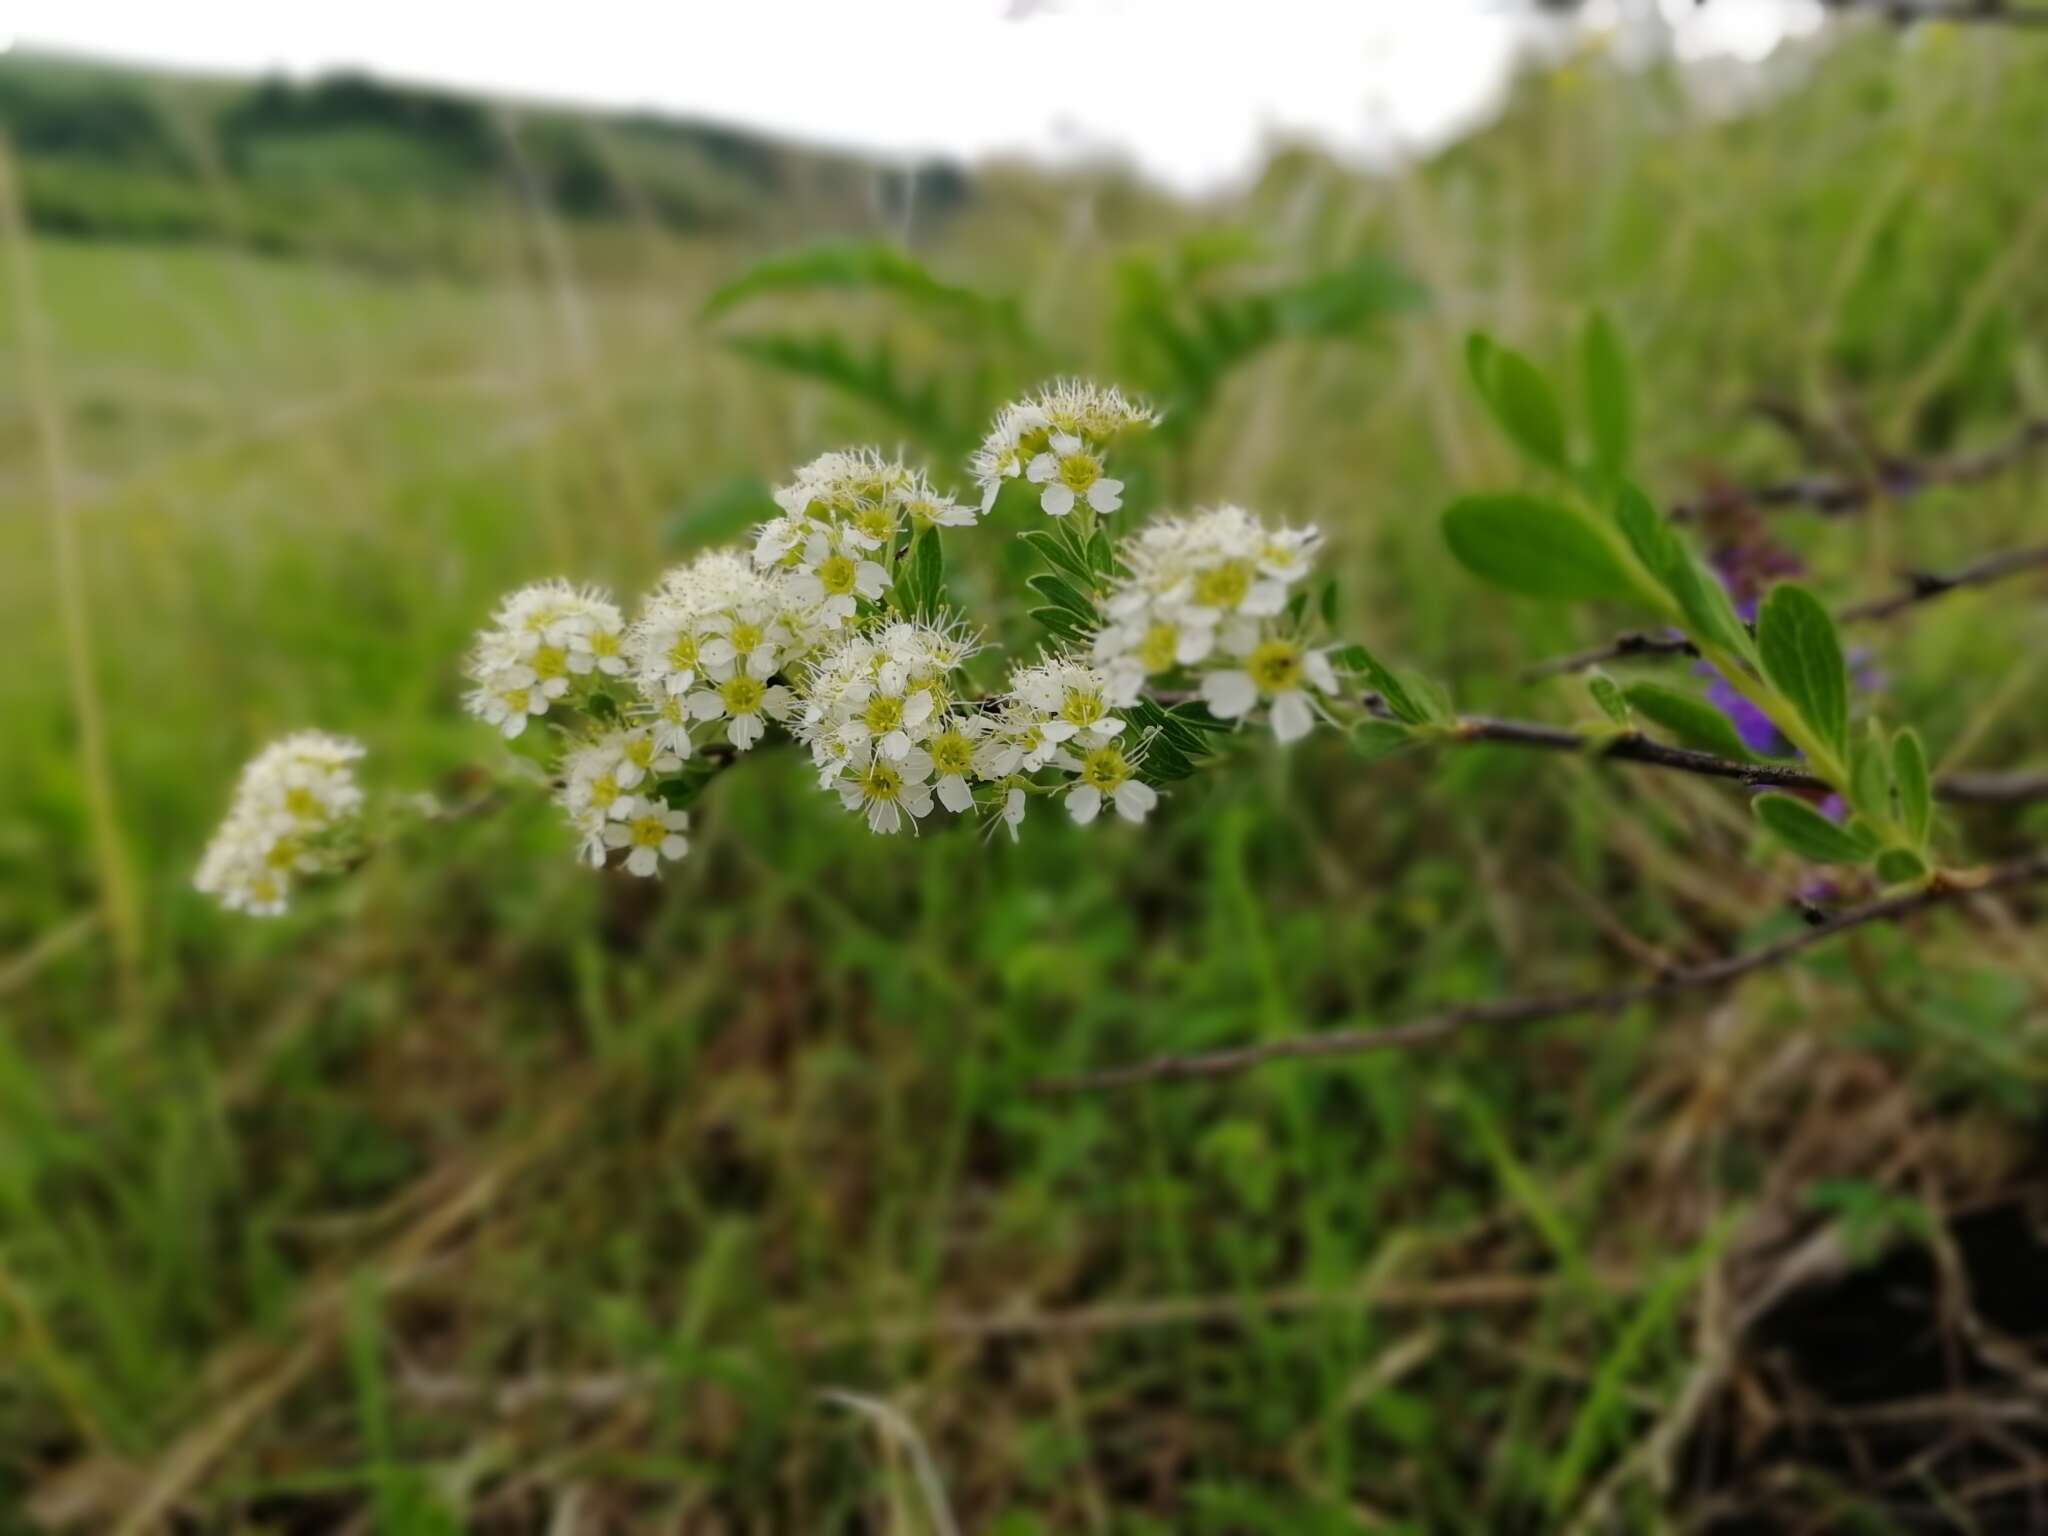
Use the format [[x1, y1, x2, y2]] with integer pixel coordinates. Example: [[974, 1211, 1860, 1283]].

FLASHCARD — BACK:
[[4, 25, 2048, 1532]]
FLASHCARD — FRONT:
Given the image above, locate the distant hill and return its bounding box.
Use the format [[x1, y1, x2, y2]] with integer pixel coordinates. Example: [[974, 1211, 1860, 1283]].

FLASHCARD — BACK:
[[0, 50, 974, 272]]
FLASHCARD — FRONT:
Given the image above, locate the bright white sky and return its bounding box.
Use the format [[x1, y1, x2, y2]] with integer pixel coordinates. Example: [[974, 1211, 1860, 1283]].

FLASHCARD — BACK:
[[4, 0, 1825, 192]]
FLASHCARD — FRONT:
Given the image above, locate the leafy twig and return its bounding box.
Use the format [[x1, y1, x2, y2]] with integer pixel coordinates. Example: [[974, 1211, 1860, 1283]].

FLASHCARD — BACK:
[[1522, 541, 2048, 680], [1033, 850, 2048, 1093]]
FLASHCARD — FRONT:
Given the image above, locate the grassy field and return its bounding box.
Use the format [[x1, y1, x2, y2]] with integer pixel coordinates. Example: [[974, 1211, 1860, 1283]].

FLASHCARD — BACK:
[[5, 23, 2048, 1533]]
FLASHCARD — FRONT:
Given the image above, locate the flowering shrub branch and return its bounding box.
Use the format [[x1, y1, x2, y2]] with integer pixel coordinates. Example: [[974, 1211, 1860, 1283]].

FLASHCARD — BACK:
[[197, 317, 2046, 943]]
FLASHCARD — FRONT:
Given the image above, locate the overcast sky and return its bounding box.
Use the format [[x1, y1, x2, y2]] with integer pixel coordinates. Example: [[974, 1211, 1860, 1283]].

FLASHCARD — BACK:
[[6, 1, 1825, 192]]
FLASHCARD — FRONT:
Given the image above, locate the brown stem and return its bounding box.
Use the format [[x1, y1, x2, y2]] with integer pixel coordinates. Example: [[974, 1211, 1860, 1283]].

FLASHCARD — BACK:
[[1438, 713, 2047, 807], [1033, 851, 2048, 1093], [1669, 418, 2048, 522]]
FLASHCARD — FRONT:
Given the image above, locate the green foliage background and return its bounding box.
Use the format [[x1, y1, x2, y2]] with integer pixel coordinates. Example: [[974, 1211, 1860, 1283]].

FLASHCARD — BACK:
[[3, 24, 2047, 1533]]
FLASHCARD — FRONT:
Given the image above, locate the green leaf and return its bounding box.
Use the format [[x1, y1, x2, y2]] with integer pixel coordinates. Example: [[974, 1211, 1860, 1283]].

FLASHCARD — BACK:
[[1753, 793, 1872, 864], [1874, 847, 1930, 885], [703, 239, 1024, 339], [1892, 728, 1931, 844], [892, 527, 946, 619], [1623, 683, 1755, 761], [722, 331, 958, 448], [1351, 720, 1416, 761], [1025, 572, 1096, 622], [1318, 579, 1339, 628], [1582, 311, 1633, 477], [1331, 643, 1424, 724], [1029, 606, 1091, 643], [1848, 720, 1892, 826], [1608, 482, 1753, 659], [1086, 527, 1116, 577], [1586, 671, 1631, 726], [1442, 493, 1642, 603], [1756, 584, 1848, 758], [1466, 333, 1570, 472], [1019, 529, 1095, 588]]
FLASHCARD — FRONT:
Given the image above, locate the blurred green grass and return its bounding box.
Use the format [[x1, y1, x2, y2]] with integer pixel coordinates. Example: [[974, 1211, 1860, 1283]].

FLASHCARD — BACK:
[[4, 24, 2048, 1533]]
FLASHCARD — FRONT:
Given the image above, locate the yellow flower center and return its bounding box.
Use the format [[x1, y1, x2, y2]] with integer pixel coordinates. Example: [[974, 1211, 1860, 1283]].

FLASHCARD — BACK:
[[853, 505, 897, 543], [1057, 452, 1101, 492], [729, 620, 764, 652], [863, 694, 904, 734], [1247, 639, 1304, 694], [627, 814, 668, 848], [860, 760, 904, 802], [1080, 745, 1130, 793], [587, 774, 620, 808], [589, 630, 620, 659], [818, 555, 859, 597], [499, 686, 532, 713], [1137, 623, 1178, 673], [667, 634, 698, 671], [1192, 561, 1251, 610], [931, 732, 974, 775], [1060, 688, 1105, 727], [530, 644, 569, 680], [264, 838, 299, 870], [283, 787, 322, 820], [623, 738, 654, 769], [720, 675, 766, 715]]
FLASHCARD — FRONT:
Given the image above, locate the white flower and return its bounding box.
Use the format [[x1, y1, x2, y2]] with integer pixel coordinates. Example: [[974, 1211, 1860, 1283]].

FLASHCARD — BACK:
[[902, 485, 978, 529], [1063, 740, 1159, 825], [1000, 787, 1027, 841], [687, 648, 793, 751], [603, 803, 691, 876], [194, 733, 367, 916], [924, 716, 986, 813], [836, 747, 936, 835], [784, 534, 887, 627], [1201, 638, 1339, 743], [1026, 432, 1125, 518]]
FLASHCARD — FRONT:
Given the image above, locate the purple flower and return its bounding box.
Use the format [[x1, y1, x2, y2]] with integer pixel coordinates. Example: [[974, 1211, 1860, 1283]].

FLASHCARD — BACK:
[[1700, 667, 1790, 755]]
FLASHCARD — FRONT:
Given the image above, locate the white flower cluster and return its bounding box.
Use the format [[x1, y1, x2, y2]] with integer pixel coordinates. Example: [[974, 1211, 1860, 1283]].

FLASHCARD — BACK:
[[971, 380, 1158, 517], [791, 619, 984, 834], [626, 550, 811, 753], [461, 580, 627, 739], [194, 733, 366, 915], [754, 449, 974, 624], [978, 657, 1158, 829], [1094, 505, 1338, 742], [201, 382, 1369, 918], [557, 726, 691, 876]]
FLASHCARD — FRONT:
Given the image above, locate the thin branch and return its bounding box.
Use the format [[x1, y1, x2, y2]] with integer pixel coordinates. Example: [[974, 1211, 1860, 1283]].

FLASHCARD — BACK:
[[1669, 418, 2048, 522], [1436, 713, 2045, 806], [1834, 542, 2048, 623], [1034, 850, 2048, 1093], [1523, 540, 2048, 680]]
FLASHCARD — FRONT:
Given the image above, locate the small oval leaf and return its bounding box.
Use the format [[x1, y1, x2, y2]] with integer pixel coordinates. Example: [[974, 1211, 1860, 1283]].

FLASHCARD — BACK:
[[1757, 584, 1849, 758], [1442, 493, 1641, 603], [1754, 792, 1870, 865]]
